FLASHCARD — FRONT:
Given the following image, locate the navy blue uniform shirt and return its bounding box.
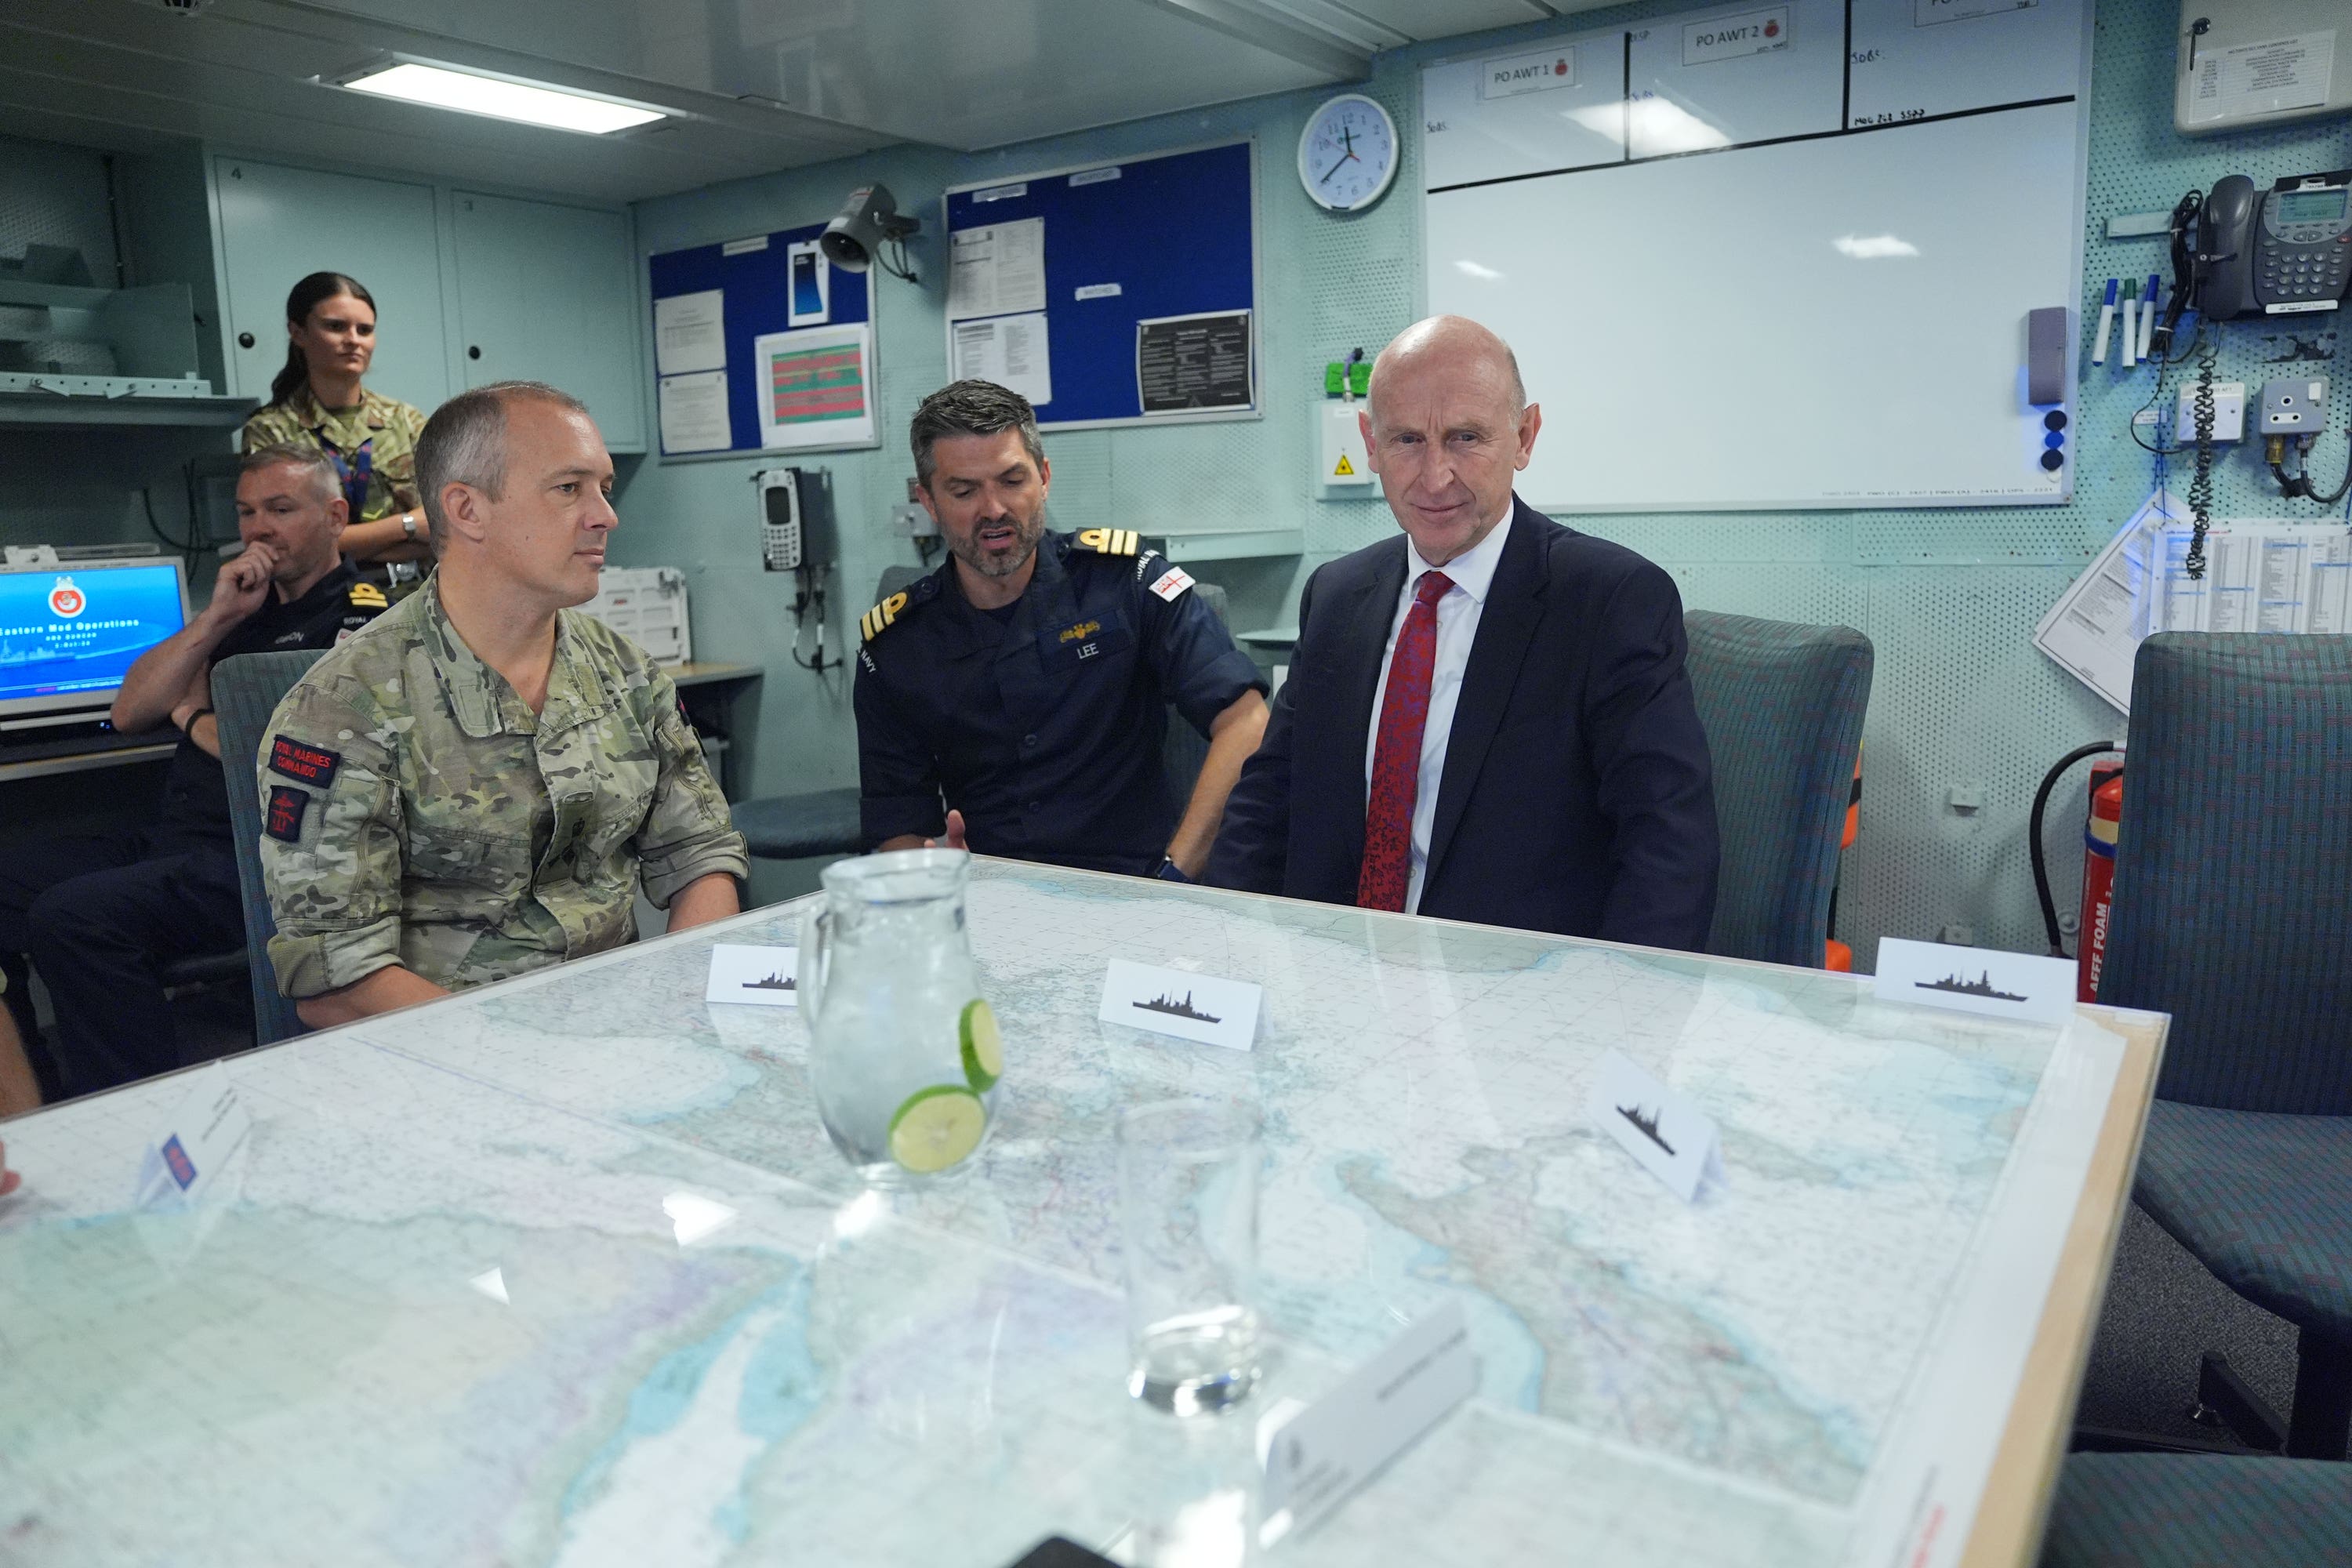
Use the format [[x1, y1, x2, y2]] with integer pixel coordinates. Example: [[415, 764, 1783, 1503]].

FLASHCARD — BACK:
[[854, 528, 1266, 877]]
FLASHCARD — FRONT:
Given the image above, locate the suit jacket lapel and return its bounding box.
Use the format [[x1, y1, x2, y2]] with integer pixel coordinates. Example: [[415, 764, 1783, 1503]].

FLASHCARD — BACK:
[[1327, 540, 1409, 866], [1425, 502, 1545, 887]]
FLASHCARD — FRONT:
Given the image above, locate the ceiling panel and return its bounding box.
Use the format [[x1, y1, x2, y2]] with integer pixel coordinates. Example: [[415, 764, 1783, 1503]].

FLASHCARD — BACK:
[[1321, 0, 1561, 39]]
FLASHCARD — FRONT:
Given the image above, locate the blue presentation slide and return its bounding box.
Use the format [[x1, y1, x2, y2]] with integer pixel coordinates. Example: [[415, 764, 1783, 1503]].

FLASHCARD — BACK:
[[0, 564, 185, 707]]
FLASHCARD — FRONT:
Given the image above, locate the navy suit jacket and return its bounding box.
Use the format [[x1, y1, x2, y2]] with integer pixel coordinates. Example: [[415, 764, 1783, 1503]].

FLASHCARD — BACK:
[[1206, 499, 1719, 949]]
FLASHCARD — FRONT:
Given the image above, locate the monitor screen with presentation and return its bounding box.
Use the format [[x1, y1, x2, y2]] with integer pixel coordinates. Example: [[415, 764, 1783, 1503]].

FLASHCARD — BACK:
[[0, 559, 189, 720]]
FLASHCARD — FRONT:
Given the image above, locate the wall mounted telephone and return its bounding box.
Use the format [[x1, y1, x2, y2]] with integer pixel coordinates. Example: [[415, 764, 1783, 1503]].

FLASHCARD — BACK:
[[755, 468, 810, 572], [2197, 171, 2352, 320]]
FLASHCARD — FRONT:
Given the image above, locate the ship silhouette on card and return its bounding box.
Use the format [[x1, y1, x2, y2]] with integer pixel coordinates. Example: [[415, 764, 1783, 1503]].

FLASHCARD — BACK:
[[1134, 991, 1221, 1024], [742, 971, 797, 992], [1916, 971, 2027, 1004], [1617, 1102, 1675, 1157]]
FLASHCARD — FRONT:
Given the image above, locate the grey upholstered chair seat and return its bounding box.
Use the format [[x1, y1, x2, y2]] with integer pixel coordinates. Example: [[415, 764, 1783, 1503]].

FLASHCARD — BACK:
[[1681, 610, 1871, 968], [2040, 1452, 2352, 1567], [211, 648, 328, 1047], [2134, 1098, 2352, 1341], [732, 788, 863, 859]]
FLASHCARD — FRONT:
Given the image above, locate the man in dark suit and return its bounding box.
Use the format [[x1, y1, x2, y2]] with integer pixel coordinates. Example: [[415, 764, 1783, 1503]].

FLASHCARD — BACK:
[[1206, 315, 1718, 949]]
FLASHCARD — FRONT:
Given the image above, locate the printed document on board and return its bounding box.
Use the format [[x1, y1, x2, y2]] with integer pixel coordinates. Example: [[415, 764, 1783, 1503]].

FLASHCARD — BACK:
[[947, 218, 1047, 321], [950, 312, 1053, 407], [653, 289, 727, 376]]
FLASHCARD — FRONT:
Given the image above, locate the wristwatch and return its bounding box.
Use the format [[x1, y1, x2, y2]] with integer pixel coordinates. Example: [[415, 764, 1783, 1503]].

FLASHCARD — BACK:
[[179, 706, 213, 736], [400, 511, 419, 541], [1155, 857, 1189, 884]]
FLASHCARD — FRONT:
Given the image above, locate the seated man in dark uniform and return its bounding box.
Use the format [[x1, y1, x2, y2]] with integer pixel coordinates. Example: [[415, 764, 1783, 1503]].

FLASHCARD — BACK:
[[0, 445, 385, 1098], [855, 379, 1269, 879]]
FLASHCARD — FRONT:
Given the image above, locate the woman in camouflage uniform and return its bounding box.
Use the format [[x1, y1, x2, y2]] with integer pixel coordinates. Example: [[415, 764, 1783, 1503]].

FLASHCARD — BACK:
[[240, 272, 430, 582]]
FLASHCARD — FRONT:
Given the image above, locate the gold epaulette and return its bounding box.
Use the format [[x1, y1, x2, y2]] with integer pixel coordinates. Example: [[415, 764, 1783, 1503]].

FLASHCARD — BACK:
[[348, 582, 389, 609], [859, 590, 911, 642], [1073, 528, 1141, 556]]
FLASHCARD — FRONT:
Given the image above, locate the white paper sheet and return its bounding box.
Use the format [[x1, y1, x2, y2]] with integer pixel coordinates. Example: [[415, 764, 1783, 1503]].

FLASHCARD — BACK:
[[706, 945, 800, 1007], [949, 311, 1053, 406], [653, 290, 727, 376], [946, 217, 1047, 321], [2035, 490, 2352, 713], [657, 370, 731, 454], [2186, 31, 2335, 125], [750, 323, 876, 452]]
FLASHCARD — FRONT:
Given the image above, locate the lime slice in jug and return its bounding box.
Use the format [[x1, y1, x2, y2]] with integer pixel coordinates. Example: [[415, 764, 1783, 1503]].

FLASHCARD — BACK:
[[960, 999, 1003, 1091], [887, 1085, 987, 1174]]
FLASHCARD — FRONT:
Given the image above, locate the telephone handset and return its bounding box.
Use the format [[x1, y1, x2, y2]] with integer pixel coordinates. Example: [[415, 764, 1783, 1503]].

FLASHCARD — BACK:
[[2197, 170, 2352, 320]]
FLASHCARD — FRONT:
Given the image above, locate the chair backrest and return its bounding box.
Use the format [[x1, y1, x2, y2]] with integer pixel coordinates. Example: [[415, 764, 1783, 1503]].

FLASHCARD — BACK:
[[1162, 580, 1232, 801], [2103, 633, 2352, 1114], [1682, 610, 1872, 968], [212, 648, 326, 1047]]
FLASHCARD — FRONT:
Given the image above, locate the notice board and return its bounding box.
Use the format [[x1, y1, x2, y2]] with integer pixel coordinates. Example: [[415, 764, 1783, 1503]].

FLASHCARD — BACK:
[[941, 140, 1259, 431], [646, 222, 877, 459]]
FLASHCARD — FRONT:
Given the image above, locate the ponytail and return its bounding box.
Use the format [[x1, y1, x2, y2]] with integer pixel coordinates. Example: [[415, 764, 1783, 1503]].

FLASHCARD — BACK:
[[269, 271, 377, 408]]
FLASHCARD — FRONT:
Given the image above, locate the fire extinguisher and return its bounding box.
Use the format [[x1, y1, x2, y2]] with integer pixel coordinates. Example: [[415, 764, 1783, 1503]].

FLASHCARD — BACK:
[[2030, 742, 2124, 1002]]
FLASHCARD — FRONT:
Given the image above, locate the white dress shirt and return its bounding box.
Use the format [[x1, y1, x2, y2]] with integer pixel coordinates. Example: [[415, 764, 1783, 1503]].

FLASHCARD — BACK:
[[1363, 506, 1515, 914]]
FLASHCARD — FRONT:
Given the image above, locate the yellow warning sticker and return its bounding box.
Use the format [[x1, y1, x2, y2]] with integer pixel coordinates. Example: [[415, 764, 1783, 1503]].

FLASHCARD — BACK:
[[1333, 454, 1356, 477]]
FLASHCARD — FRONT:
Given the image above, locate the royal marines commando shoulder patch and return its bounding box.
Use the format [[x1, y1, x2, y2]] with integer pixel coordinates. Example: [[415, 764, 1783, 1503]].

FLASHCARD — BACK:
[[1073, 528, 1141, 557]]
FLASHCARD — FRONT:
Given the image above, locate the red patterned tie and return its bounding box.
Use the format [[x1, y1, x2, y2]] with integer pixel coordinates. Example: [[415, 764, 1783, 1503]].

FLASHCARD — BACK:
[[1358, 570, 1454, 912]]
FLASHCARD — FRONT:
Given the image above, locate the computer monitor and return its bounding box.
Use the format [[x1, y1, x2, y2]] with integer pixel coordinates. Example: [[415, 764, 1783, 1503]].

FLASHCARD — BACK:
[[0, 557, 191, 725]]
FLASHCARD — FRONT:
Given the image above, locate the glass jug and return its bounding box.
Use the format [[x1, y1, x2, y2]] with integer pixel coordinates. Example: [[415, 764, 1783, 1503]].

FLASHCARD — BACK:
[[799, 849, 1000, 1185]]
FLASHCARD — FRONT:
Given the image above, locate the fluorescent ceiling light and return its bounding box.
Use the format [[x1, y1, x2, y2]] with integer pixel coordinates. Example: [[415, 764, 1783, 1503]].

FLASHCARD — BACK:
[[343, 62, 665, 135], [1833, 234, 1921, 260]]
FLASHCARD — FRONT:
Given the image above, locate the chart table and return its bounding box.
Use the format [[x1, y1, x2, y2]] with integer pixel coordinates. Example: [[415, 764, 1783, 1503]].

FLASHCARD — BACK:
[[0, 860, 2161, 1566]]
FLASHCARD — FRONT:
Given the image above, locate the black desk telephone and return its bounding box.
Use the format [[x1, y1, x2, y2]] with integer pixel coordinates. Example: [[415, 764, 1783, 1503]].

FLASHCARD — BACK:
[[2198, 170, 2352, 319]]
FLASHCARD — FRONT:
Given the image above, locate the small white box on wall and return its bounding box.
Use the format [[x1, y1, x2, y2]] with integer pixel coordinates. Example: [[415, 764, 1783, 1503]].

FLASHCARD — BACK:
[[583, 567, 692, 666]]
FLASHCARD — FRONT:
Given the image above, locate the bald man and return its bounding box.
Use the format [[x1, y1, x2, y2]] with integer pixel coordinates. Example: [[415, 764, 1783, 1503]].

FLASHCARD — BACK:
[[1206, 316, 1718, 948]]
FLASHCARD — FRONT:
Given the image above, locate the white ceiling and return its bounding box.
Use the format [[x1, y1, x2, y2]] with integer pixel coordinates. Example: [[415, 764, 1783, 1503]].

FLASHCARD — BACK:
[[0, 0, 1584, 203]]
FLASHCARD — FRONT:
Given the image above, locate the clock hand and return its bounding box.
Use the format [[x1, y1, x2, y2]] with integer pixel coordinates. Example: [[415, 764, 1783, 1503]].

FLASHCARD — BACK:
[[1319, 151, 1353, 183]]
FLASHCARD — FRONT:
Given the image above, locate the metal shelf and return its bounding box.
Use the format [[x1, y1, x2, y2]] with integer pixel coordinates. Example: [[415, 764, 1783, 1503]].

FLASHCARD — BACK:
[[1140, 524, 1305, 563], [0, 383, 256, 428]]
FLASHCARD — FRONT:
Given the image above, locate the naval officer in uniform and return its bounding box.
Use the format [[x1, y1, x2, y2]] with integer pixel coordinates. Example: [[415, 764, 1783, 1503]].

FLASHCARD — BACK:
[[855, 379, 1269, 880]]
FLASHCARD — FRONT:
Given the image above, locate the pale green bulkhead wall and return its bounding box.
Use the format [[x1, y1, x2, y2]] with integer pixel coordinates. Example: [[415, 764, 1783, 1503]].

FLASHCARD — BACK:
[[615, 0, 2352, 963]]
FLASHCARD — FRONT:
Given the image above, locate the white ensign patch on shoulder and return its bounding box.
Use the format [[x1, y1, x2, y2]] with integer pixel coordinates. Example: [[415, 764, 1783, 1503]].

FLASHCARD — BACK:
[[1149, 565, 1195, 602]]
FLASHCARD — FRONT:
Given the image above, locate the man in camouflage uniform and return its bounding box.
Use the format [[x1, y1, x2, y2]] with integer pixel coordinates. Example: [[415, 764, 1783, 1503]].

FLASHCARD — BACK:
[[259, 382, 746, 1029], [242, 385, 432, 571]]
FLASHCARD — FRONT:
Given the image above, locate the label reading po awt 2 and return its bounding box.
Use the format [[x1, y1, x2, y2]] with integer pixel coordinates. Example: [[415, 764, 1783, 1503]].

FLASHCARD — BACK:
[[1684, 6, 1791, 64]]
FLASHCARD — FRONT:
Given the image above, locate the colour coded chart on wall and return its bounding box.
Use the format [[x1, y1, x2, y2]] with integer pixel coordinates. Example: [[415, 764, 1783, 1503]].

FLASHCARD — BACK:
[[647, 224, 877, 459]]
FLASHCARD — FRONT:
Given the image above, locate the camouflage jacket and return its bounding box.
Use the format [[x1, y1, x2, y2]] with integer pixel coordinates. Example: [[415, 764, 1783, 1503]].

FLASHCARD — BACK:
[[241, 385, 427, 524], [257, 575, 749, 999]]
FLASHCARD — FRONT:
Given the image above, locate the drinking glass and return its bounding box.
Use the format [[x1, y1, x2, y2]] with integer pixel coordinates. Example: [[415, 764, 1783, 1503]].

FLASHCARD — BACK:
[[1117, 1097, 1263, 1415]]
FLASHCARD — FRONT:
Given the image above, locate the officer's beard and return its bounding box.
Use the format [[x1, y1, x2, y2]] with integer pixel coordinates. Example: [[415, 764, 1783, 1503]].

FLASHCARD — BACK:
[[949, 504, 1047, 581]]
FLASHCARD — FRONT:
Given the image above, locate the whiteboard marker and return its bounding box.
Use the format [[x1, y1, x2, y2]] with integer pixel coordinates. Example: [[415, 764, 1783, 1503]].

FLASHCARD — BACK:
[[2092, 278, 2118, 365], [2121, 292, 2139, 368], [2136, 274, 2160, 360]]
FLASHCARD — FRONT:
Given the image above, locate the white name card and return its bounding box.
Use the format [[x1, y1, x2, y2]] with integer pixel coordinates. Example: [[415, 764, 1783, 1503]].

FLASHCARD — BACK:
[[1259, 1300, 1477, 1545], [706, 944, 801, 1007], [1588, 1049, 1725, 1203], [1874, 938, 2077, 1025], [134, 1062, 250, 1209], [1098, 960, 1260, 1051]]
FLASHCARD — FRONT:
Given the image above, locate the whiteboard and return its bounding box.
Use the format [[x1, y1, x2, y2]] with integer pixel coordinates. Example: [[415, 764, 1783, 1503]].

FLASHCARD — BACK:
[[1422, 0, 2092, 512]]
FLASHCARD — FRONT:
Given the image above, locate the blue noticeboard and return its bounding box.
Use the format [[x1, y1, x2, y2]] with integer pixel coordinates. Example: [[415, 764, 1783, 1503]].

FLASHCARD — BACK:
[[942, 140, 1258, 430], [646, 223, 876, 459]]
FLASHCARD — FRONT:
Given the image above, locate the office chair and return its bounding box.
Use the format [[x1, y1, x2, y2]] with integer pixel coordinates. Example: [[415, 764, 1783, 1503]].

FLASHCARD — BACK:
[[211, 649, 325, 1048], [1681, 611, 1873, 968], [2039, 1450, 2352, 1566], [733, 565, 925, 862], [2098, 633, 2352, 1459]]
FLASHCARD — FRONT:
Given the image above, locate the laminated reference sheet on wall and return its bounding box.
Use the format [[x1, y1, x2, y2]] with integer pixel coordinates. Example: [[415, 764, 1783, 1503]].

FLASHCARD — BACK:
[[946, 218, 1046, 321], [950, 312, 1052, 407], [2034, 488, 2352, 713]]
